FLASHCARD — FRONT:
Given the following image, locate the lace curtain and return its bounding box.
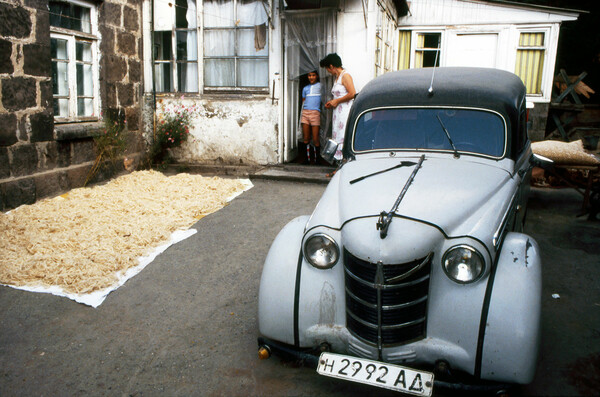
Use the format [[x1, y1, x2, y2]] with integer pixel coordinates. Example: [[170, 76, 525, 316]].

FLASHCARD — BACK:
[[284, 9, 337, 140], [284, 10, 337, 79]]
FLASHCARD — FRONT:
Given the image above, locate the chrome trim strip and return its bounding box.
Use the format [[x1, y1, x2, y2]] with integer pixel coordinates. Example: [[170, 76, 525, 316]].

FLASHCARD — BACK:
[[382, 295, 428, 311], [345, 267, 430, 290], [381, 317, 426, 330], [386, 252, 433, 283], [346, 310, 378, 329], [345, 288, 428, 311], [493, 195, 517, 248], [345, 288, 377, 309], [345, 310, 426, 331]]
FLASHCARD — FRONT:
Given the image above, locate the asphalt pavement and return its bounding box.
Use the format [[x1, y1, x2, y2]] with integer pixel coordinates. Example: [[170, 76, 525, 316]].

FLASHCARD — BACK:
[[0, 178, 598, 396]]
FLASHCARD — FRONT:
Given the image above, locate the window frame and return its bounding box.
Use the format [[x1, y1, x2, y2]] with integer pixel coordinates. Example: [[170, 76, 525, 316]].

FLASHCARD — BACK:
[[412, 31, 442, 69], [514, 29, 549, 97], [50, 0, 100, 122], [153, 0, 201, 93], [202, 0, 270, 92], [374, 5, 395, 77], [152, 0, 270, 94]]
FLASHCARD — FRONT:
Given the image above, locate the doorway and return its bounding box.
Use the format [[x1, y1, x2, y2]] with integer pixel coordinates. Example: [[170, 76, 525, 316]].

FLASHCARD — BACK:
[[282, 9, 337, 162]]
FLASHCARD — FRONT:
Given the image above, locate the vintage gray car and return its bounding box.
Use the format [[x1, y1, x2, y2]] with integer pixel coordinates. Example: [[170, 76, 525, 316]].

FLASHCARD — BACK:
[[258, 67, 547, 395]]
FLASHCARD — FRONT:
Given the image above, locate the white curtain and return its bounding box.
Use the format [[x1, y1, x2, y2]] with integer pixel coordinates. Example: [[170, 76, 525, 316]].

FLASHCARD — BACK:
[[284, 10, 337, 140], [204, 0, 235, 86], [285, 10, 337, 79], [204, 0, 268, 87], [183, 0, 198, 92]]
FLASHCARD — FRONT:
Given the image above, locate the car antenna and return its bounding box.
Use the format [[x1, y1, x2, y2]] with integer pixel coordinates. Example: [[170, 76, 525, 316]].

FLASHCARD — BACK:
[[428, 43, 441, 97]]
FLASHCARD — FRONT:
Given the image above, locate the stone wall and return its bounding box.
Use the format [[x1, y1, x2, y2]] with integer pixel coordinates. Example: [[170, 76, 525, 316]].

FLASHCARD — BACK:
[[0, 0, 144, 211]]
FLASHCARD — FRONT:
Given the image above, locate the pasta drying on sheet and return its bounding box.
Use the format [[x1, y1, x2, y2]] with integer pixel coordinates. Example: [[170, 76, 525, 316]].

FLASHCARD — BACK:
[[0, 171, 248, 294]]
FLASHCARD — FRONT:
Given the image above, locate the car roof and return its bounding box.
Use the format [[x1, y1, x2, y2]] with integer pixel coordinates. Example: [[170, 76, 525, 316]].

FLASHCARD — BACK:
[[344, 67, 527, 160]]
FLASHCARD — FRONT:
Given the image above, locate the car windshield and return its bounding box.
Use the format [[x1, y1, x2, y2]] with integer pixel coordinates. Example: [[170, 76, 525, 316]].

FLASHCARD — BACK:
[[352, 108, 506, 157]]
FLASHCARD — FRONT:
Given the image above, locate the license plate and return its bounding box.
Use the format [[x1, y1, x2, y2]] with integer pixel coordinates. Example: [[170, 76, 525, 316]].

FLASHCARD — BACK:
[[316, 352, 434, 396]]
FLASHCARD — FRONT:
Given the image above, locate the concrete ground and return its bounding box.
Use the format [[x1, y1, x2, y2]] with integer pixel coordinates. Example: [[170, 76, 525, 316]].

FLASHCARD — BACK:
[[0, 179, 598, 396]]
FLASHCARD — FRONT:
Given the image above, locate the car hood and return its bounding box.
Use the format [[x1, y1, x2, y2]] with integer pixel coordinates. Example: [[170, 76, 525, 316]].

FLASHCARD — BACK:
[[307, 155, 517, 244]]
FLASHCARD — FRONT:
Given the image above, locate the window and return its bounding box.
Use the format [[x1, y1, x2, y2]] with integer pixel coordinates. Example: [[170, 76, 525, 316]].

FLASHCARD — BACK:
[[353, 108, 505, 158], [153, 0, 268, 92], [50, 0, 98, 120], [374, 7, 395, 77], [203, 0, 269, 89], [153, 0, 199, 92], [415, 32, 440, 68], [515, 32, 545, 95]]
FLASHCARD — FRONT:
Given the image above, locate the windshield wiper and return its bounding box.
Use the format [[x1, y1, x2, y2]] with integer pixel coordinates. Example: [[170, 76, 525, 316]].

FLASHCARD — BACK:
[[436, 114, 460, 159], [350, 161, 417, 185], [376, 155, 425, 239]]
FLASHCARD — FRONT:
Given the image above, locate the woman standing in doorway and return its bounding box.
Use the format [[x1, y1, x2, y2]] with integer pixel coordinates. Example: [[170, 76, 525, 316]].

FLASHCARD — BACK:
[[320, 53, 356, 162]]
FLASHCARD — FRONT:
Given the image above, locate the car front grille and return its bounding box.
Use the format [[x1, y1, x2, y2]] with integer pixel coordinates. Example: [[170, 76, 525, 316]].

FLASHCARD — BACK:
[[344, 249, 432, 347]]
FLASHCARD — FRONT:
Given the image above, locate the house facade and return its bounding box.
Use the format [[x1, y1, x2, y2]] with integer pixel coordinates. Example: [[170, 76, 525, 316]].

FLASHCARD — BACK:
[[143, 0, 578, 166], [0, 0, 581, 210], [394, 0, 579, 140], [0, 0, 145, 211], [141, 0, 406, 165]]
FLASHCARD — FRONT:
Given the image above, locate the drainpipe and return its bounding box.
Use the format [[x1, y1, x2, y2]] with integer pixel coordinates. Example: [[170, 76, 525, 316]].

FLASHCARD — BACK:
[[150, 0, 157, 144], [278, 0, 285, 164]]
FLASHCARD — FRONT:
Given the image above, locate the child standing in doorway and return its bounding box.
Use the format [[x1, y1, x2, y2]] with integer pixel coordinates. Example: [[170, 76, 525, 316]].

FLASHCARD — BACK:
[[299, 71, 322, 165]]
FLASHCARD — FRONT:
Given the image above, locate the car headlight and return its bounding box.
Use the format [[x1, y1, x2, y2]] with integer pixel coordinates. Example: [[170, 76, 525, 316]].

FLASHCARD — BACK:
[[304, 233, 339, 269], [442, 245, 485, 283]]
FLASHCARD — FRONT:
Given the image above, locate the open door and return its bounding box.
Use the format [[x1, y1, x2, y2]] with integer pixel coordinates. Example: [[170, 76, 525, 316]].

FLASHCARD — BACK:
[[282, 9, 337, 162]]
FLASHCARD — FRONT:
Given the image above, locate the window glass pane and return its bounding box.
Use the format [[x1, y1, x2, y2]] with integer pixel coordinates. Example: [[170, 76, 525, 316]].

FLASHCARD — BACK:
[[516, 49, 544, 94], [519, 32, 544, 47], [204, 59, 235, 87], [155, 63, 173, 92], [415, 33, 440, 68], [49, 2, 91, 33], [77, 63, 93, 96], [178, 62, 198, 92], [49, 1, 71, 29], [154, 31, 172, 60], [51, 38, 68, 60], [237, 58, 268, 87], [353, 108, 505, 157], [204, 30, 234, 56], [52, 61, 69, 95], [77, 98, 93, 116], [421, 33, 439, 49], [54, 98, 69, 117], [204, 0, 234, 27], [177, 31, 198, 60], [72, 5, 91, 33], [76, 41, 92, 62], [238, 0, 267, 26], [154, 0, 174, 30], [175, 0, 197, 28], [237, 28, 267, 56]]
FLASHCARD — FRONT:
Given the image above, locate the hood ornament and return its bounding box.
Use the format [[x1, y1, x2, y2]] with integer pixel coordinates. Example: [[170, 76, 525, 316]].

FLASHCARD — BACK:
[[376, 155, 425, 239]]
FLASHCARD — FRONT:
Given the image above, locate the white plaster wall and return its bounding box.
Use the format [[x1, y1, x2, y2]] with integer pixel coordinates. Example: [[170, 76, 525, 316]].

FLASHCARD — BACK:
[[160, 98, 279, 165], [337, 0, 380, 92]]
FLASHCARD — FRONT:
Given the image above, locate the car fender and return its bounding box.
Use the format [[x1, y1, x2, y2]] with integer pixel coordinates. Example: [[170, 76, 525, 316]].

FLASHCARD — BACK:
[[258, 215, 309, 345], [480, 232, 542, 384]]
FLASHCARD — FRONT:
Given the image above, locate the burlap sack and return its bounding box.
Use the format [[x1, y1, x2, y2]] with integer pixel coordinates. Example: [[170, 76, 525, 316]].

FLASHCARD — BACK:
[[531, 140, 600, 165]]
